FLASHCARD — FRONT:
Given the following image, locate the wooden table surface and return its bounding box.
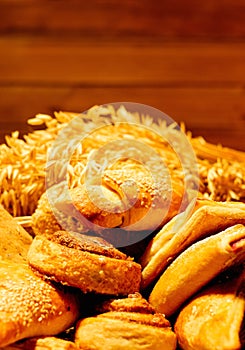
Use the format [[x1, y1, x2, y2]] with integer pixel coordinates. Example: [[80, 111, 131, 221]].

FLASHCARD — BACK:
[[0, 0, 244, 150]]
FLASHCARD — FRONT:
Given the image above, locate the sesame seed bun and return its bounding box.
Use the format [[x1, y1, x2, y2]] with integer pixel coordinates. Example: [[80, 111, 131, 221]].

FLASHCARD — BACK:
[[0, 260, 80, 347]]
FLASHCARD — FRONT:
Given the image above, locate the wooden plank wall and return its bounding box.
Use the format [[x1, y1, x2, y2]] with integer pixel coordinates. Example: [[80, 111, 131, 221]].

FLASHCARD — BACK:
[[0, 0, 244, 150]]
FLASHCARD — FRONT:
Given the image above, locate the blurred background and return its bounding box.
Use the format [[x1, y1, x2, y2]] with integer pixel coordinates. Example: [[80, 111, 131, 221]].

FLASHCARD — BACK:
[[0, 0, 244, 150]]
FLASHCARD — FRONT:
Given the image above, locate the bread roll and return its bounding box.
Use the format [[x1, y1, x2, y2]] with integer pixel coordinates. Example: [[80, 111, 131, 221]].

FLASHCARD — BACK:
[[141, 199, 245, 288], [0, 260, 80, 347], [149, 224, 245, 316], [27, 231, 142, 296], [75, 293, 177, 350], [175, 266, 245, 350], [32, 121, 189, 237]]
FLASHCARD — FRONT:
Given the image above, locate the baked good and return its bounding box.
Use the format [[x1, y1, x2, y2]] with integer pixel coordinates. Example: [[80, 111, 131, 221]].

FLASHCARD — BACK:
[[75, 292, 177, 350], [27, 230, 142, 295], [94, 291, 156, 314], [2, 105, 245, 348], [174, 265, 245, 350], [0, 204, 32, 263], [0, 260, 81, 347], [149, 224, 245, 316], [140, 199, 245, 288], [31, 119, 189, 237], [31, 182, 87, 237], [2, 336, 79, 349], [1, 106, 245, 221]]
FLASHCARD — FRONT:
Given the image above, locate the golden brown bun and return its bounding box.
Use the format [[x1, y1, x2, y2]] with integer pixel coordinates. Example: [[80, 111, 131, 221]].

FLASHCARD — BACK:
[[32, 171, 184, 236], [0, 204, 32, 263], [31, 190, 63, 236], [31, 184, 86, 237], [175, 266, 245, 350], [149, 224, 245, 317], [2, 336, 79, 350], [71, 164, 185, 232], [31, 122, 187, 236], [0, 260, 80, 347], [141, 199, 245, 288], [75, 293, 177, 350], [75, 317, 176, 350], [27, 231, 142, 295]]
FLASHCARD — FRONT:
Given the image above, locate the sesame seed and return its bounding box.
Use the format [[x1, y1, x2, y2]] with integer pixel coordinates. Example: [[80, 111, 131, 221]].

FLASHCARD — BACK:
[[0, 262, 74, 336]]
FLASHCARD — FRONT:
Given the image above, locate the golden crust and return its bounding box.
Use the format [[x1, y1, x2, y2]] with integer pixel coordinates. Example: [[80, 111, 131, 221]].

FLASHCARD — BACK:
[[47, 230, 127, 260], [31, 184, 86, 237], [75, 317, 176, 350], [149, 224, 245, 317], [141, 199, 245, 288], [31, 190, 63, 236], [0, 204, 32, 263], [3, 336, 79, 350], [95, 292, 155, 314], [31, 121, 187, 236], [174, 267, 245, 350], [98, 311, 170, 328], [75, 293, 176, 350], [71, 184, 125, 229], [27, 234, 142, 295], [0, 260, 80, 348]]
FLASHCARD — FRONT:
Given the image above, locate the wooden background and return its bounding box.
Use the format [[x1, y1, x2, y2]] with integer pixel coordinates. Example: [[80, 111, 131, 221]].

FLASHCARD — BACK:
[[0, 0, 244, 150]]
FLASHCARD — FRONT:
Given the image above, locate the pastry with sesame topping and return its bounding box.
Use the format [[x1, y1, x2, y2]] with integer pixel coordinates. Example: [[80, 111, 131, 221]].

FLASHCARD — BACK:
[[27, 231, 142, 296], [0, 260, 81, 347], [31, 119, 188, 238], [75, 292, 177, 350]]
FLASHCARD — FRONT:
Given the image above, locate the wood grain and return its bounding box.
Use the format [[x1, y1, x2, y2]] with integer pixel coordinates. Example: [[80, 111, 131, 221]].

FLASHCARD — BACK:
[[0, 86, 244, 150], [0, 1, 244, 151], [0, 38, 244, 84], [0, 0, 245, 39]]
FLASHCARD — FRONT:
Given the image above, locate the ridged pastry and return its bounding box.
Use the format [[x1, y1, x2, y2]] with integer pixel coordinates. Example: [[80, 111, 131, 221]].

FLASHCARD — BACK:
[[149, 224, 245, 316], [0, 260, 80, 347], [175, 266, 245, 350], [141, 199, 245, 288], [94, 291, 156, 315], [27, 230, 142, 295], [0, 204, 32, 263], [75, 293, 177, 350]]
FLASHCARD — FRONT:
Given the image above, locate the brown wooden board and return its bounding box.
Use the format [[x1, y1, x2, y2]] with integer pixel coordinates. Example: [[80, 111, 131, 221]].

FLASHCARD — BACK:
[[0, 86, 244, 150], [0, 0, 244, 39]]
